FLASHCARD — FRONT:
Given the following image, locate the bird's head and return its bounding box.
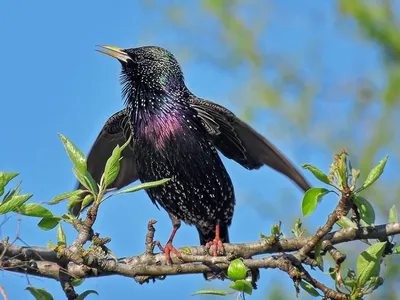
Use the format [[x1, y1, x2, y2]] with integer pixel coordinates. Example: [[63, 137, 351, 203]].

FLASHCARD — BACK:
[[97, 45, 186, 103]]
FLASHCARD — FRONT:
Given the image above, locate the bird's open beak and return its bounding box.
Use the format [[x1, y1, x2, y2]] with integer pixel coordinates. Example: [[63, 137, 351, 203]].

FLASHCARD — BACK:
[[96, 45, 130, 63]]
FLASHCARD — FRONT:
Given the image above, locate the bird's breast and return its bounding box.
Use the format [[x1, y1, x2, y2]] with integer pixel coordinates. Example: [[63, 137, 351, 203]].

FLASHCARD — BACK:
[[133, 111, 185, 150]]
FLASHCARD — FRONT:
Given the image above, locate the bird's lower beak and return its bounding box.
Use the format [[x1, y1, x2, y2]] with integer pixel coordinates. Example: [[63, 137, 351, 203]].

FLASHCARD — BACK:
[[96, 45, 130, 63]]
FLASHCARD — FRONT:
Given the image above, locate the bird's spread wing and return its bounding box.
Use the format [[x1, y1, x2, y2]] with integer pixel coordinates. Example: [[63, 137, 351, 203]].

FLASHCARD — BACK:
[[190, 98, 311, 192], [72, 109, 139, 215]]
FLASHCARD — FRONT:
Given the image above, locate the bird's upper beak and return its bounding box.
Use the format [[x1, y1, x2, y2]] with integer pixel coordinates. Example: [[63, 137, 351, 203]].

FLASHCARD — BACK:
[[96, 45, 130, 63]]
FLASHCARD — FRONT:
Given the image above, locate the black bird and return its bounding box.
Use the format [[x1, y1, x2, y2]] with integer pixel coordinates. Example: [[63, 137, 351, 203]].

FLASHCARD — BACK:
[[73, 45, 310, 260]]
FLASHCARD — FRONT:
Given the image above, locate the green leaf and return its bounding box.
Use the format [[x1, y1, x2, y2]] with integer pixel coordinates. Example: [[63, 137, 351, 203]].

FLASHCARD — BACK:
[[62, 213, 76, 223], [38, 217, 62, 230], [389, 205, 398, 223], [76, 290, 98, 300], [67, 194, 82, 213], [102, 146, 122, 188], [229, 280, 253, 295], [49, 190, 85, 205], [328, 267, 336, 281], [291, 218, 304, 237], [0, 194, 33, 214], [227, 259, 247, 280], [81, 194, 94, 210], [15, 204, 54, 218], [343, 280, 355, 288], [114, 178, 170, 196], [2, 181, 22, 204], [357, 156, 388, 192], [299, 281, 320, 297], [58, 133, 87, 173], [25, 286, 54, 300], [0, 171, 19, 197], [354, 196, 375, 225], [73, 168, 98, 194], [302, 164, 330, 185], [57, 223, 66, 246], [191, 290, 231, 296], [336, 216, 357, 229], [102, 137, 131, 189], [394, 246, 400, 254], [356, 242, 387, 288], [71, 278, 85, 287], [301, 188, 331, 217], [315, 241, 324, 271], [47, 240, 55, 248]]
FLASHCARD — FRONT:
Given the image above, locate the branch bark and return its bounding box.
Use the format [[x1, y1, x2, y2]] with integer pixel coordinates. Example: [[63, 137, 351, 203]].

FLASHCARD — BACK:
[[1, 222, 399, 279]]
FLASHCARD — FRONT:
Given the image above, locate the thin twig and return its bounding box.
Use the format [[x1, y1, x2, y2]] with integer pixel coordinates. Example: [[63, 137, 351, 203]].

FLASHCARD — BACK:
[[0, 285, 8, 300]]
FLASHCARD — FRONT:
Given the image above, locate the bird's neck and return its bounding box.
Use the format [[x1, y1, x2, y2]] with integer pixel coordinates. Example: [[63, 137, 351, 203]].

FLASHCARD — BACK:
[[126, 84, 190, 128]]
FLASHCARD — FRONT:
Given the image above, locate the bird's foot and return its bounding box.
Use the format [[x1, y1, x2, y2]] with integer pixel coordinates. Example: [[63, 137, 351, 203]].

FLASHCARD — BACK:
[[154, 240, 182, 264], [206, 237, 225, 256]]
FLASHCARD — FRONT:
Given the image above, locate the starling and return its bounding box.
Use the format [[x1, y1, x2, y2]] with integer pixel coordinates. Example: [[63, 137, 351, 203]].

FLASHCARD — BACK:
[[73, 45, 310, 260]]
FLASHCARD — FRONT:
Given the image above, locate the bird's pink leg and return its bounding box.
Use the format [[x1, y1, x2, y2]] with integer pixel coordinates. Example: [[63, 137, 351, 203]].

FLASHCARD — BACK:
[[206, 224, 225, 256], [154, 225, 182, 264]]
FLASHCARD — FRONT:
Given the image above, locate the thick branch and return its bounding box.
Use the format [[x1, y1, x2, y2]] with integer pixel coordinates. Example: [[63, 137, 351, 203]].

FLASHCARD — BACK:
[[1, 222, 398, 280]]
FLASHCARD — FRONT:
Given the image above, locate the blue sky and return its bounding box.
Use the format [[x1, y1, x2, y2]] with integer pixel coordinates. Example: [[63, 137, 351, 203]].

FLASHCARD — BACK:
[[0, 1, 392, 299]]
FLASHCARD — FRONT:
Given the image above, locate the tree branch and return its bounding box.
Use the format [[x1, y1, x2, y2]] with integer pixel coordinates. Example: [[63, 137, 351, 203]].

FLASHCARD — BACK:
[[1, 222, 398, 279]]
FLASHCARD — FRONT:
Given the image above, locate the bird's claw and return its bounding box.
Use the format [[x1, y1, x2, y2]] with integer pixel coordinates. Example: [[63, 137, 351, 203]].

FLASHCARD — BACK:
[[154, 240, 182, 264], [206, 238, 225, 256]]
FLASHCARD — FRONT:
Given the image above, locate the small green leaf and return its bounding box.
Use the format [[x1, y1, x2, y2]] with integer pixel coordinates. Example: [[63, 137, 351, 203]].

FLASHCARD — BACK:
[[62, 213, 76, 223], [336, 216, 357, 229], [354, 196, 375, 225], [114, 178, 170, 196], [47, 240, 55, 248], [101, 137, 132, 189], [302, 164, 330, 185], [102, 146, 122, 189], [0, 171, 19, 197], [81, 194, 94, 210], [15, 204, 54, 218], [270, 223, 280, 236], [394, 246, 400, 254], [38, 217, 62, 230], [191, 290, 231, 296], [25, 286, 54, 300], [328, 267, 336, 281], [227, 259, 247, 281], [71, 278, 85, 287], [299, 281, 320, 297], [315, 241, 324, 271], [76, 290, 98, 300], [357, 156, 388, 192], [343, 280, 355, 288], [0, 194, 33, 214], [49, 190, 85, 205], [356, 242, 387, 288], [229, 280, 253, 295], [389, 205, 398, 223], [67, 194, 82, 213], [301, 188, 331, 217], [59, 133, 87, 173], [2, 181, 22, 204], [57, 223, 67, 246], [291, 218, 304, 237], [73, 168, 98, 194]]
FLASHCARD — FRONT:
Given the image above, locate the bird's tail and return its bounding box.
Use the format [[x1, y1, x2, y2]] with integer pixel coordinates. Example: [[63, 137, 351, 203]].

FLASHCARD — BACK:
[[197, 224, 230, 246]]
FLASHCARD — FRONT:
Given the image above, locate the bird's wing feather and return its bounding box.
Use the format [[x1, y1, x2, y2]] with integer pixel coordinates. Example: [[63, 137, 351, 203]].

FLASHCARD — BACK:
[[72, 109, 139, 215], [190, 98, 311, 192]]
